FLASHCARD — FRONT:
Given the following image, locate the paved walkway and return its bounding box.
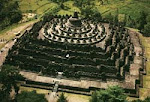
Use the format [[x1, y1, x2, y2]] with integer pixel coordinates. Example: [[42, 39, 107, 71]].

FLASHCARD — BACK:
[[46, 72, 63, 102], [0, 40, 16, 66]]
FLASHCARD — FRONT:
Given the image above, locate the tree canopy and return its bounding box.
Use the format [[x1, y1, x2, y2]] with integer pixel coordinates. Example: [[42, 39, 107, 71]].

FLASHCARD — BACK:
[[90, 86, 127, 102], [16, 90, 48, 102], [0, 0, 22, 30], [57, 93, 67, 102], [0, 65, 23, 93], [81, 6, 102, 21], [0, 65, 23, 102]]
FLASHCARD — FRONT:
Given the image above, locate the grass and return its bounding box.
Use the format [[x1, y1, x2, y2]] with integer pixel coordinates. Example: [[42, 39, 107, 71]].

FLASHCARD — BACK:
[[36, 3, 58, 15], [59, 92, 90, 102], [143, 75, 150, 88], [139, 88, 150, 100], [0, 19, 37, 49], [20, 86, 51, 94], [137, 32, 150, 100], [18, 0, 146, 18], [19, 0, 49, 12], [17, 0, 150, 20], [95, 0, 150, 18], [20, 86, 89, 102], [18, 0, 80, 16], [146, 61, 150, 75], [19, 0, 58, 15], [0, 18, 38, 35], [57, 1, 80, 15], [127, 97, 139, 102], [0, 43, 6, 50]]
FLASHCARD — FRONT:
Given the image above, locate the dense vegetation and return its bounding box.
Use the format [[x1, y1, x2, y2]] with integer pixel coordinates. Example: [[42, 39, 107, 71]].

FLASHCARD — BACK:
[[0, 65, 46, 102], [90, 86, 127, 102], [0, 0, 22, 30], [0, 65, 24, 102], [90, 86, 150, 102], [16, 91, 48, 102]]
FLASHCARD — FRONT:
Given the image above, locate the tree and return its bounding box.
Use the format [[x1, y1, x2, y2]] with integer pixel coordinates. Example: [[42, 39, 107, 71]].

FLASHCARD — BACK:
[[74, 0, 92, 8], [105, 13, 113, 23], [60, 2, 64, 9], [113, 9, 119, 26], [16, 91, 48, 102], [143, 97, 150, 102], [57, 93, 67, 102], [126, 15, 133, 27], [0, 90, 11, 102], [74, 0, 84, 7], [143, 23, 150, 36], [99, 0, 104, 5], [59, 0, 64, 9], [135, 11, 147, 30], [0, 65, 23, 102], [0, 65, 22, 94], [81, 6, 102, 21], [0, 0, 22, 30], [142, 14, 150, 36], [90, 91, 98, 102], [146, 15, 150, 23], [90, 86, 127, 102]]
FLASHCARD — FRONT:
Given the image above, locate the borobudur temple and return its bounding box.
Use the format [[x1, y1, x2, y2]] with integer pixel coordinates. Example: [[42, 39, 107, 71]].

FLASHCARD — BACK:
[[4, 12, 144, 96]]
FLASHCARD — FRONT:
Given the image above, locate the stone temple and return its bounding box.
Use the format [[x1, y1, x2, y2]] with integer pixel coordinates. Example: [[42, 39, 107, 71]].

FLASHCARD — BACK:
[[67, 12, 82, 27], [44, 12, 106, 45], [4, 12, 144, 97]]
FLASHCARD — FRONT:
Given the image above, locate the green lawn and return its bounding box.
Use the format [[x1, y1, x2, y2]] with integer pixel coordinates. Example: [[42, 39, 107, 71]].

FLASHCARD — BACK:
[[20, 86, 51, 94], [57, 1, 80, 15], [17, 0, 150, 19], [19, 0, 58, 15], [58, 92, 90, 102], [138, 33, 150, 100], [0, 20, 37, 49], [36, 3, 58, 15], [95, 0, 150, 18]]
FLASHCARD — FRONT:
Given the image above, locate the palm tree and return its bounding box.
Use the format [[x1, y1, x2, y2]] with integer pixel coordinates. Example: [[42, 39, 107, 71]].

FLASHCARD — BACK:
[[57, 93, 67, 102]]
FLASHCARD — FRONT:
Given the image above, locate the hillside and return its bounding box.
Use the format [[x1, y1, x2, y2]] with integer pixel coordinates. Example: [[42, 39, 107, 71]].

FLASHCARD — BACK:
[[18, 0, 58, 15], [17, 0, 150, 19]]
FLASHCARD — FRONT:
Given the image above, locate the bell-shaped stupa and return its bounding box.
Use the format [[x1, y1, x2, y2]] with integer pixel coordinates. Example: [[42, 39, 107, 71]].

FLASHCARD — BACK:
[[67, 12, 82, 27]]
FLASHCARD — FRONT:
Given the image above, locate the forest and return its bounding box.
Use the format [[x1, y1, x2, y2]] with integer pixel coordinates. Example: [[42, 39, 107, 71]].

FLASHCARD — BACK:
[[0, 0, 22, 30]]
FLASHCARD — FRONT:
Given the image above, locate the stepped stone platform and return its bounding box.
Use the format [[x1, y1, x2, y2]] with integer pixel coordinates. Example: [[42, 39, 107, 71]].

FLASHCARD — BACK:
[[3, 13, 144, 97]]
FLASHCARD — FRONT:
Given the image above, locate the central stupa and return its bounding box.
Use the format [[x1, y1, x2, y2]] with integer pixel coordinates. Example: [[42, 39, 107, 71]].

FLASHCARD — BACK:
[[67, 12, 82, 27]]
